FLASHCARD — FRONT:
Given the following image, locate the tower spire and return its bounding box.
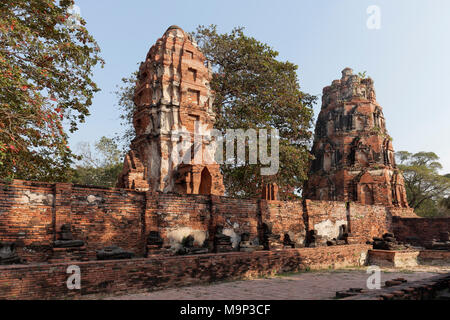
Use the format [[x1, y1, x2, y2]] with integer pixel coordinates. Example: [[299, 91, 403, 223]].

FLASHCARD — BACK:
[[117, 26, 224, 195], [304, 68, 408, 207]]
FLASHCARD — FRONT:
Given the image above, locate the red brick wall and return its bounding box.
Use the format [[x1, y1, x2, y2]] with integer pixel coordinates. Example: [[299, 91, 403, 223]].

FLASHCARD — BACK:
[[0, 244, 370, 300], [0, 180, 55, 262], [0, 181, 147, 262], [349, 203, 391, 242], [211, 196, 260, 246], [392, 217, 450, 245], [302, 201, 396, 243], [305, 200, 347, 241], [259, 200, 306, 246], [150, 193, 212, 247], [0, 181, 266, 260], [69, 186, 146, 256]]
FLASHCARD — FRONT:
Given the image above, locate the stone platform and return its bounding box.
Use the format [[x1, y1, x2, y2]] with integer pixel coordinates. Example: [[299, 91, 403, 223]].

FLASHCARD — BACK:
[[0, 244, 369, 300], [369, 250, 420, 268], [418, 250, 450, 266], [369, 249, 450, 268]]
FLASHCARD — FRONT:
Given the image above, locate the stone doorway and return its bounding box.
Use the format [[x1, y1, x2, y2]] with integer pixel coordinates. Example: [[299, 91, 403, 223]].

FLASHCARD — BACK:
[[199, 167, 212, 195], [361, 184, 374, 205]]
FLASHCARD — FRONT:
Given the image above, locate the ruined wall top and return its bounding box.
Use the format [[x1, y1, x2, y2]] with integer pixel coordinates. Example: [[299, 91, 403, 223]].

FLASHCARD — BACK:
[[133, 25, 214, 120], [304, 68, 409, 208], [321, 67, 376, 110]]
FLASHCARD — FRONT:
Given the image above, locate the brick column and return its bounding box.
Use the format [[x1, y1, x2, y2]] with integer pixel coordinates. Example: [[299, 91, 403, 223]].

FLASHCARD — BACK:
[[143, 191, 158, 256], [53, 183, 72, 241]]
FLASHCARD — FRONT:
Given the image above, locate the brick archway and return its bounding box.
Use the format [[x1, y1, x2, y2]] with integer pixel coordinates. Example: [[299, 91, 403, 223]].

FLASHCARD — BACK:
[[199, 167, 212, 195]]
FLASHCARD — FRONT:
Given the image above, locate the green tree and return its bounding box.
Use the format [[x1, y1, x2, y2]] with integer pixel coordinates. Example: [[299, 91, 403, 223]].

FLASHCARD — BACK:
[[71, 136, 123, 187], [193, 26, 316, 199], [0, 0, 103, 182], [114, 72, 138, 151], [116, 25, 316, 198], [396, 151, 450, 217]]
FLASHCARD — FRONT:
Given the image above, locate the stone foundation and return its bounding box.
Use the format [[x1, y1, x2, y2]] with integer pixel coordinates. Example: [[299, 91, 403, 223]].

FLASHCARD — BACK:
[[0, 244, 370, 300], [368, 249, 450, 268], [418, 250, 450, 266], [368, 250, 420, 268]]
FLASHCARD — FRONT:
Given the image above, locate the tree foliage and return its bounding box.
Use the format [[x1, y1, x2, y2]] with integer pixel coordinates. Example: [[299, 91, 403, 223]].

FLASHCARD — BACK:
[[0, 0, 103, 181], [71, 136, 123, 187], [192, 25, 316, 198], [396, 151, 450, 217], [114, 72, 137, 151]]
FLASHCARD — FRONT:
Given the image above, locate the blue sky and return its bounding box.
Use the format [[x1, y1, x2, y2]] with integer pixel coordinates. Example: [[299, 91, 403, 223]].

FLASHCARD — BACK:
[[70, 0, 450, 173]]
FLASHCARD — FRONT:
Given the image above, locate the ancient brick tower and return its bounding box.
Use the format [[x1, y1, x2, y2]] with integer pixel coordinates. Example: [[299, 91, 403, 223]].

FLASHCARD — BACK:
[[304, 68, 408, 207], [117, 26, 225, 195]]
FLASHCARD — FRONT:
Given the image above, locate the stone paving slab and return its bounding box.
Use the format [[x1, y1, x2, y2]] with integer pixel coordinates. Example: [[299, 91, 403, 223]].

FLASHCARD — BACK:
[[104, 267, 449, 300]]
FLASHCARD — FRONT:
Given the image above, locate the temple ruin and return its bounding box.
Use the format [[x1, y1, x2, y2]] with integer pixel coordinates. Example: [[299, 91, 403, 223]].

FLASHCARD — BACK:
[[0, 27, 448, 300], [304, 68, 409, 207], [117, 26, 225, 195]]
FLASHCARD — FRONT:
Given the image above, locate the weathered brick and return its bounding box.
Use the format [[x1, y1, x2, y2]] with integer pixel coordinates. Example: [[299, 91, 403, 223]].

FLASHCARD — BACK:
[[304, 68, 409, 208]]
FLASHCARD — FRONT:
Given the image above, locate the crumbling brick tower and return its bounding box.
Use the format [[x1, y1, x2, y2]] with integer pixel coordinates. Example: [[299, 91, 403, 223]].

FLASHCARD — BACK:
[[304, 68, 408, 207], [117, 26, 225, 195]]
